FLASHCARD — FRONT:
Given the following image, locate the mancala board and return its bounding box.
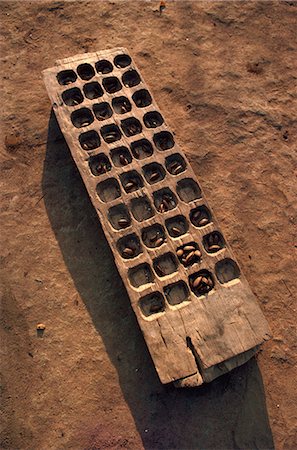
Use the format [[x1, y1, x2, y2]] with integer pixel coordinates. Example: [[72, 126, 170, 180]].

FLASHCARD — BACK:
[[43, 48, 271, 387]]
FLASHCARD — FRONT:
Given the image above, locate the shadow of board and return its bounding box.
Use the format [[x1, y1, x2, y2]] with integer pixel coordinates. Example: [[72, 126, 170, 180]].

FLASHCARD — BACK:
[[42, 111, 274, 450]]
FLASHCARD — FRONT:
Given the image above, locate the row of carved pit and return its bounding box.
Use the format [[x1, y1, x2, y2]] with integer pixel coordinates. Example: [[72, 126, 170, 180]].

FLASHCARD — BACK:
[[63, 84, 151, 110], [109, 198, 212, 235], [58, 69, 141, 99], [57, 54, 134, 86], [97, 173, 201, 205], [79, 127, 173, 162], [135, 258, 241, 319], [89, 150, 186, 183], [117, 228, 225, 264], [72, 109, 166, 149]]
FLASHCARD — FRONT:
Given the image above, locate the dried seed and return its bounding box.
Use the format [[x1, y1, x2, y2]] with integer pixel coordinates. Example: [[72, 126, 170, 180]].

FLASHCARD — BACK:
[[171, 164, 183, 175], [105, 133, 116, 142], [149, 233, 159, 242], [192, 276, 203, 288], [171, 226, 181, 236], [125, 181, 135, 191], [118, 218, 129, 227], [161, 198, 169, 210], [184, 245, 195, 252], [193, 211, 201, 220], [119, 154, 129, 165], [209, 244, 221, 251], [83, 139, 97, 150], [201, 276, 210, 285], [198, 217, 209, 226], [127, 125, 138, 135], [155, 237, 164, 246], [169, 161, 179, 171], [177, 249, 184, 257], [159, 203, 165, 213], [194, 249, 202, 258], [122, 247, 134, 257], [149, 172, 160, 182], [207, 278, 214, 288], [185, 251, 195, 264], [96, 164, 106, 174]]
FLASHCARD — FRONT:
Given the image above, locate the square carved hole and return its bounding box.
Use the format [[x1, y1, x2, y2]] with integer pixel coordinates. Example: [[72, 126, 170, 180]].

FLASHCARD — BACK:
[[83, 82, 104, 100], [143, 111, 164, 128], [57, 69, 77, 85], [165, 153, 187, 175], [79, 130, 101, 151], [203, 231, 225, 254], [114, 54, 132, 68], [110, 146, 132, 167], [117, 233, 142, 259], [62, 87, 83, 106], [96, 178, 121, 203], [190, 205, 212, 227], [176, 242, 202, 267], [153, 187, 177, 213], [176, 178, 202, 203], [102, 76, 122, 94], [122, 69, 141, 87], [165, 215, 189, 238], [95, 59, 113, 74], [71, 108, 94, 128], [153, 131, 175, 151], [93, 102, 113, 121], [108, 204, 131, 230], [189, 270, 215, 297], [142, 162, 166, 184], [141, 223, 166, 248], [164, 281, 190, 306], [130, 139, 153, 159], [215, 258, 240, 284], [100, 124, 122, 143], [132, 89, 152, 108], [121, 117, 142, 137], [89, 153, 111, 176], [139, 292, 165, 317], [128, 263, 154, 288], [112, 96, 132, 114], [130, 195, 155, 222], [120, 170, 144, 193], [153, 252, 179, 277], [77, 63, 95, 80]]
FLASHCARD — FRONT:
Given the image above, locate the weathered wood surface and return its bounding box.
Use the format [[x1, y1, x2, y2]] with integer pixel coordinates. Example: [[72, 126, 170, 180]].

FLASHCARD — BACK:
[[43, 48, 271, 386]]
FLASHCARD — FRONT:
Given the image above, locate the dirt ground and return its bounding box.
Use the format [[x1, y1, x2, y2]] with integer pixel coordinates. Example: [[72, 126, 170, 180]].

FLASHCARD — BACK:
[[0, 1, 296, 449]]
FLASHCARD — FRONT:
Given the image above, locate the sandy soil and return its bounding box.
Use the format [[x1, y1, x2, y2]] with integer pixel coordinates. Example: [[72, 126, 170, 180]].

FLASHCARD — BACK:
[[0, 1, 296, 449]]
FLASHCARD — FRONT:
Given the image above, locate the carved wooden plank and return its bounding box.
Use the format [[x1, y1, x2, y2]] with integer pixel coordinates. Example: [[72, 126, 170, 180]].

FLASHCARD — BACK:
[[43, 48, 271, 387]]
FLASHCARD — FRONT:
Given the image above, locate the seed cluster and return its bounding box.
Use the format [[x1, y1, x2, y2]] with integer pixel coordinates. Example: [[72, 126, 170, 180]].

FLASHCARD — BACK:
[[53, 50, 241, 319]]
